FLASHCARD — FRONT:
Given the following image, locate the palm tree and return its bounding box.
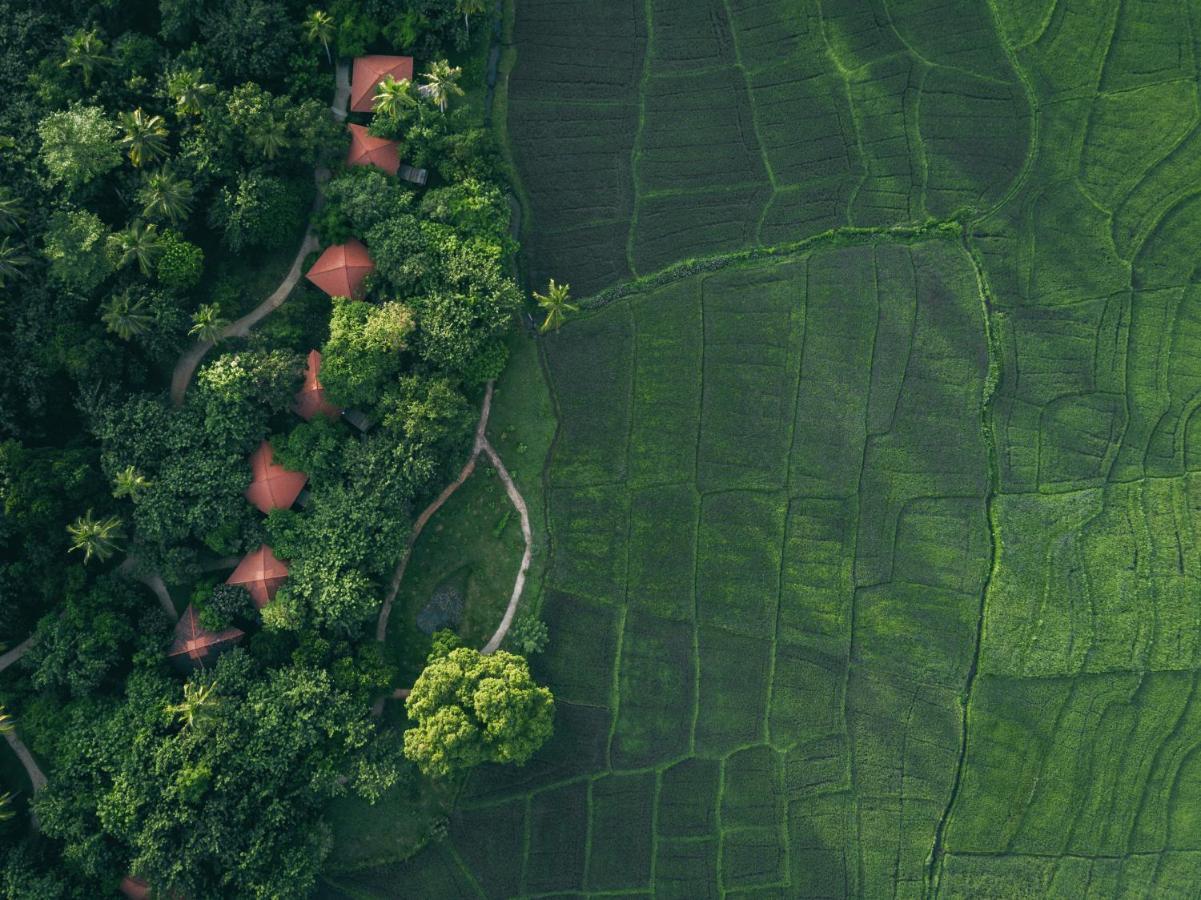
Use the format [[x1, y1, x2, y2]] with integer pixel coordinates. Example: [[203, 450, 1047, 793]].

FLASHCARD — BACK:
[[61, 28, 112, 89], [167, 68, 216, 118], [119, 108, 169, 168], [108, 221, 162, 275], [0, 238, 32, 287], [533, 278, 577, 333], [189, 303, 229, 343], [101, 292, 154, 340], [0, 189, 25, 233], [0, 706, 10, 824], [67, 509, 124, 564], [457, 0, 487, 38], [373, 74, 417, 119], [138, 166, 194, 225], [248, 115, 289, 160], [112, 465, 151, 499], [304, 10, 335, 65], [167, 678, 222, 731], [420, 60, 465, 113]]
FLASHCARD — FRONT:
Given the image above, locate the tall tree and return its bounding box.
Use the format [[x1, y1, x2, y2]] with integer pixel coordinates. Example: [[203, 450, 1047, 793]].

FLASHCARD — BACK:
[[248, 114, 289, 160], [138, 166, 194, 224], [457, 0, 487, 38], [100, 291, 155, 340], [373, 74, 417, 119], [37, 105, 122, 190], [188, 303, 229, 343], [166, 677, 222, 731], [60, 28, 112, 88], [303, 10, 334, 65], [533, 278, 577, 333], [165, 67, 216, 118], [0, 189, 25, 233], [66, 510, 124, 564], [0, 238, 32, 288], [107, 221, 162, 275], [112, 465, 151, 499], [419, 60, 464, 113], [119, 108, 170, 167]]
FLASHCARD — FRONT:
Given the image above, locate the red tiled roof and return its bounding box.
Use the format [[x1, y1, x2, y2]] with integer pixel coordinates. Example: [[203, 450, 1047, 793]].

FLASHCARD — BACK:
[[244, 441, 307, 514], [295, 349, 343, 421], [167, 605, 243, 670], [351, 55, 415, 113], [227, 545, 289, 610], [119, 877, 150, 900], [346, 123, 400, 176], [305, 239, 374, 299]]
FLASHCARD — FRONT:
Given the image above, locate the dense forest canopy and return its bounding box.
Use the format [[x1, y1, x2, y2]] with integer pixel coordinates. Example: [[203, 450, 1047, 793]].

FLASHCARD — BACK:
[[0, 0, 555, 895]]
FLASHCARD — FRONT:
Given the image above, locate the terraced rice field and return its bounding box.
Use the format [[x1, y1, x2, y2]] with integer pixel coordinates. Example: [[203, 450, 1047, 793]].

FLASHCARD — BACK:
[[334, 0, 1201, 896]]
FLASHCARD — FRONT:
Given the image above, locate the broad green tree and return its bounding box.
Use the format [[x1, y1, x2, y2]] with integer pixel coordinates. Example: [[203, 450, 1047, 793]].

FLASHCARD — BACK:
[[403, 646, 554, 778], [108, 221, 162, 275], [66, 509, 124, 564], [43, 210, 113, 293], [304, 9, 335, 64], [60, 28, 112, 88], [119, 108, 169, 167], [420, 60, 464, 113], [38, 105, 122, 191], [138, 166, 194, 224], [533, 278, 577, 333]]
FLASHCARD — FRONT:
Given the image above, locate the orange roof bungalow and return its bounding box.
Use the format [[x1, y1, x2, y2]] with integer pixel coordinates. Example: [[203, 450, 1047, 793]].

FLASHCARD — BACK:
[[244, 441, 307, 514], [295, 349, 343, 421], [227, 544, 289, 610], [168, 605, 244, 672], [119, 876, 150, 899], [351, 55, 414, 113], [305, 239, 374, 300], [346, 123, 400, 176]]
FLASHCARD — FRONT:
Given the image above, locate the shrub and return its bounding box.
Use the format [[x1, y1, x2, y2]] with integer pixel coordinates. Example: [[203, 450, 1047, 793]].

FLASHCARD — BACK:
[[156, 229, 204, 291]]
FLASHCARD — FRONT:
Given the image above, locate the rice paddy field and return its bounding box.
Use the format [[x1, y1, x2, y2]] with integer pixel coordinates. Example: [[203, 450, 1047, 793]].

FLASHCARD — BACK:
[[337, 0, 1201, 896]]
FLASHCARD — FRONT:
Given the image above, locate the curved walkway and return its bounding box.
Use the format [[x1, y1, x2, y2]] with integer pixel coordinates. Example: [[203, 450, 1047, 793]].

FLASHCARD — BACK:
[[0, 635, 35, 673], [118, 557, 178, 620], [4, 727, 46, 792], [169, 61, 350, 407], [373, 381, 534, 709]]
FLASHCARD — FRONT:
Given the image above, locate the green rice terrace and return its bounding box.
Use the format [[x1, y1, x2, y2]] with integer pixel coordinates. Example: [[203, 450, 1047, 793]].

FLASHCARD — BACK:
[[333, 0, 1201, 896]]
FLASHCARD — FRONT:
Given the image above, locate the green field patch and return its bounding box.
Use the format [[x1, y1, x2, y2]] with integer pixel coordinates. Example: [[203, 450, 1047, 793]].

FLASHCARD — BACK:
[[610, 610, 695, 769], [449, 800, 524, 900], [722, 827, 786, 890], [695, 625, 772, 757], [586, 772, 655, 891], [722, 744, 782, 828], [525, 781, 589, 893], [627, 484, 697, 622], [547, 486, 629, 602], [777, 498, 854, 651], [655, 836, 721, 900], [659, 757, 720, 838], [538, 590, 621, 706], [696, 490, 785, 637], [769, 643, 847, 755]]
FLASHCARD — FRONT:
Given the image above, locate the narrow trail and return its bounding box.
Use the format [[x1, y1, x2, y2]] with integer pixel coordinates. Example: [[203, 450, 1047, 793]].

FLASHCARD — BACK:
[[118, 557, 178, 620], [0, 635, 35, 673], [373, 380, 534, 712], [4, 727, 46, 792], [169, 61, 350, 407]]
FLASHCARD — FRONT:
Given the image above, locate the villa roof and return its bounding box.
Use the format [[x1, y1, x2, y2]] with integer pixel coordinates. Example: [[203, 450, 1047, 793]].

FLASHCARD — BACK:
[[119, 877, 150, 900], [227, 544, 289, 610], [305, 239, 374, 299], [346, 123, 400, 176], [244, 441, 307, 514], [351, 55, 415, 113], [295, 349, 343, 421], [167, 605, 243, 671]]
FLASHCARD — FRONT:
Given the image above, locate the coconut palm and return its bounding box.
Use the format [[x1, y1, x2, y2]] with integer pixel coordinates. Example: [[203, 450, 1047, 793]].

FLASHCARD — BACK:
[[373, 74, 417, 119], [304, 10, 335, 65], [248, 115, 289, 160], [167, 68, 216, 118], [189, 303, 229, 343], [108, 221, 162, 275], [533, 278, 577, 333], [167, 678, 222, 731], [61, 28, 112, 89], [0, 238, 32, 287], [420, 60, 465, 113], [0, 706, 10, 824], [112, 465, 151, 499], [138, 166, 194, 225], [67, 509, 124, 564], [119, 108, 169, 168], [457, 0, 487, 38], [0, 189, 25, 234], [101, 292, 155, 340]]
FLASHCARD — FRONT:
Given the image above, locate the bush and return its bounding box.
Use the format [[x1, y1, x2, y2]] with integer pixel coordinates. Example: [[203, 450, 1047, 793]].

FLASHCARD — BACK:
[[208, 171, 306, 252], [156, 229, 205, 291], [506, 612, 549, 656], [198, 583, 253, 630]]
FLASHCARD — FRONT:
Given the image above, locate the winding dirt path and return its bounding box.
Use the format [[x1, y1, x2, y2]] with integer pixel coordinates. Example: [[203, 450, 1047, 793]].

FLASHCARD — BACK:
[[3, 727, 46, 792], [373, 381, 534, 711], [169, 62, 350, 407], [0, 635, 35, 673], [118, 557, 178, 620]]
